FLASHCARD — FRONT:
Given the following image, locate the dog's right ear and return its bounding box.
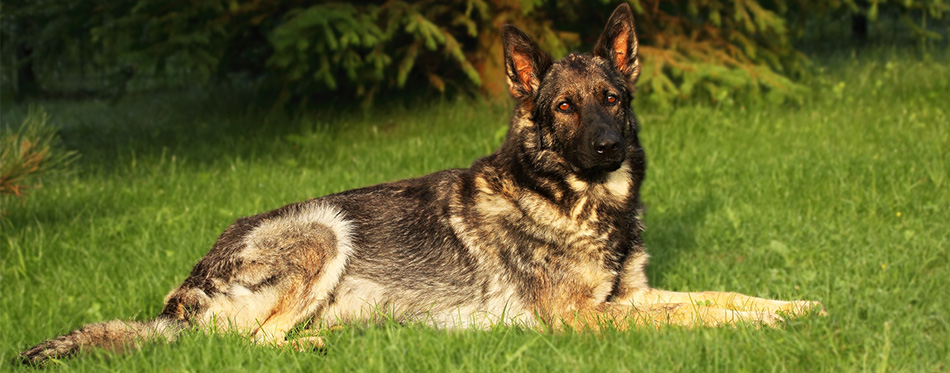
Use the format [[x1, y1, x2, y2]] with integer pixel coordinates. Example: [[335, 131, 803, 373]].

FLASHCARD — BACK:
[[594, 3, 641, 88], [503, 25, 552, 100]]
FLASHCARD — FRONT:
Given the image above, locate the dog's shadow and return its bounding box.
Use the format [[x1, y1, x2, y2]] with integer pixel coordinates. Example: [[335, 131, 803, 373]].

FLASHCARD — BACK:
[[640, 193, 719, 287]]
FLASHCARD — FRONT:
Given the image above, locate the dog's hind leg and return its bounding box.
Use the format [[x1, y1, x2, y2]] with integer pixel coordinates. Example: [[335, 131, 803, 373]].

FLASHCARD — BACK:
[[161, 202, 355, 348]]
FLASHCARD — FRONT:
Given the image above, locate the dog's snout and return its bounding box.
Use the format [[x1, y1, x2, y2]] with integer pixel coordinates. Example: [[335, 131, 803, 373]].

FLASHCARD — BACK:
[[594, 137, 620, 155], [593, 132, 622, 158]]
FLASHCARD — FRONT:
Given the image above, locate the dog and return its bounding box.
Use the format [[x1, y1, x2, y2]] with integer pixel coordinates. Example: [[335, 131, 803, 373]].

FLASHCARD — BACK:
[[18, 4, 824, 365]]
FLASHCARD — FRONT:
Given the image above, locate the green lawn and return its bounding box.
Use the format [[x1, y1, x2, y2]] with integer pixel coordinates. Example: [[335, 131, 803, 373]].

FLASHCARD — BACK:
[[2, 47, 948, 371]]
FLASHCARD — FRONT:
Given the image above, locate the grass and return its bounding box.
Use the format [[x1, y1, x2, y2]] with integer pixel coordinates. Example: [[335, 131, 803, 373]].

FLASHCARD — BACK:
[[2, 46, 948, 371]]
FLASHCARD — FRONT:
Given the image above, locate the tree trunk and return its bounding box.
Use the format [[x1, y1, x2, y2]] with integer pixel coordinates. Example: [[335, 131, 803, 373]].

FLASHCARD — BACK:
[[15, 43, 40, 101], [852, 0, 869, 42]]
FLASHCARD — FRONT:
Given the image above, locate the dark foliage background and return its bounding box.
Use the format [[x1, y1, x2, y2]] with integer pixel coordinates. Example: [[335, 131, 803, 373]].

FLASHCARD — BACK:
[[3, 0, 947, 108]]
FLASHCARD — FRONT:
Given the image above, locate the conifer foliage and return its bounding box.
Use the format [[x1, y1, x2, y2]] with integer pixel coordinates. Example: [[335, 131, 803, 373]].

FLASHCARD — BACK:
[[0, 108, 78, 199], [2, 1, 947, 106]]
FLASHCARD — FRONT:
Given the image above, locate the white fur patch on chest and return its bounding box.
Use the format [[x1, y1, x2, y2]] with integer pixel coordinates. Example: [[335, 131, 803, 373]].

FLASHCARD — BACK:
[[603, 163, 632, 197], [565, 163, 632, 200]]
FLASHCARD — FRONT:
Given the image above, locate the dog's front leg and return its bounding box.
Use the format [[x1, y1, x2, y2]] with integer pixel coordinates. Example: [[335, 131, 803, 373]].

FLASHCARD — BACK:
[[601, 302, 786, 329], [558, 301, 784, 331], [626, 289, 826, 318], [610, 253, 825, 323]]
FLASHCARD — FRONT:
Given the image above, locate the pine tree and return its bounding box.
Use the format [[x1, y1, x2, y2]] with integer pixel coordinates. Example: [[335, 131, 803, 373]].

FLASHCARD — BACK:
[[3, 1, 947, 107]]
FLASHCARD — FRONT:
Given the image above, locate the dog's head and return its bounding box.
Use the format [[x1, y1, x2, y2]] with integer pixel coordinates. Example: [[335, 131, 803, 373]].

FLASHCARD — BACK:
[[503, 4, 642, 181]]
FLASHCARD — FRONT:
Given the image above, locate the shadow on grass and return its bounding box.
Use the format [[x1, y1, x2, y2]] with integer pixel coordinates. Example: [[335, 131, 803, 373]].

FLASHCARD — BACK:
[[0, 87, 380, 172], [641, 193, 720, 287]]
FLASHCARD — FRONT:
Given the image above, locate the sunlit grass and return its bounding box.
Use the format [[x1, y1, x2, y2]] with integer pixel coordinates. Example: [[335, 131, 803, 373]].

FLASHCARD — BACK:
[[2, 46, 947, 371]]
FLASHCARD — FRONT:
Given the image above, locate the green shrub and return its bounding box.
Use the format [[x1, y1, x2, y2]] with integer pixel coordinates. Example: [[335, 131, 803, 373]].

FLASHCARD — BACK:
[[3, 0, 947, 107], [0, 107, 78, 199]]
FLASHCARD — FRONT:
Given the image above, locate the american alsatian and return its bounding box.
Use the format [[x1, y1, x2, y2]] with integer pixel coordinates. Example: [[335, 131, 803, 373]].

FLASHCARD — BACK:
[[19, 3, 824, 365]]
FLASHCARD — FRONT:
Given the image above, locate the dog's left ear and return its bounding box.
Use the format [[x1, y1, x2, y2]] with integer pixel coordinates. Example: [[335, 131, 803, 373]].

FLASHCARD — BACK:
[[594, 3, 641, 88]]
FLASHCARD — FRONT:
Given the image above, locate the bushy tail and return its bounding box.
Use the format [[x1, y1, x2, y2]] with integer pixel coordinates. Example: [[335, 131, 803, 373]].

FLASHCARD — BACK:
[[16, 317, 183, 366]]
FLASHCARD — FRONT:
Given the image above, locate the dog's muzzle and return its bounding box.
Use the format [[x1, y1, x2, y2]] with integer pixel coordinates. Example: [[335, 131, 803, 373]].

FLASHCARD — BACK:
[[590, 130, 626, 171]]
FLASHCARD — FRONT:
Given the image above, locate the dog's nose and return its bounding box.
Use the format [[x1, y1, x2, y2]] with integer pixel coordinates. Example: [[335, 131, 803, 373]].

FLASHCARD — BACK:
[[594, 135, 621, 156]]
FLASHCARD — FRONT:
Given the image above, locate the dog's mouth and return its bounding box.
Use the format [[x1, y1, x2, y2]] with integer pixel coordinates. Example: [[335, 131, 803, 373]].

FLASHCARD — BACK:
[[561, 142, 628, 180], [575, 157, 625, 180], [595, 159, 624, 173]]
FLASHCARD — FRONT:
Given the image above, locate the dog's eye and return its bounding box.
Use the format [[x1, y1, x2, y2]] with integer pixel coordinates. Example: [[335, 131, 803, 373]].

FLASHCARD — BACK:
[[557, 102, 571, 112], [606, 94, 618, 105]]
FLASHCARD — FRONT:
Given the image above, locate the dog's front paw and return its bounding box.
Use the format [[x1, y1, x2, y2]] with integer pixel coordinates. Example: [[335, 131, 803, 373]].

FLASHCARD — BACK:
[[288, 336, 325, 352], [780, 300, 827, 318], [751, 311, 786, 329]]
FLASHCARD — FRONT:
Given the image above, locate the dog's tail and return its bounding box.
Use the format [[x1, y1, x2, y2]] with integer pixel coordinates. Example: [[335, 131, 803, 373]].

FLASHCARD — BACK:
[[16, 316, 184, 366]]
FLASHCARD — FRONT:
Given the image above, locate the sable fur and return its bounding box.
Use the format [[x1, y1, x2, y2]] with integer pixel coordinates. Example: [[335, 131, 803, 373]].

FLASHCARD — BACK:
[[17, 4, 823, 366]]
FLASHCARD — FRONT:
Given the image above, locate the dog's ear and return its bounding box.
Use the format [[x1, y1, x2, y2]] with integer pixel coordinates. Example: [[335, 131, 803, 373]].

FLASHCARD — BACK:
[[503, 25, 552, 100], [594, 3, 641, 87]]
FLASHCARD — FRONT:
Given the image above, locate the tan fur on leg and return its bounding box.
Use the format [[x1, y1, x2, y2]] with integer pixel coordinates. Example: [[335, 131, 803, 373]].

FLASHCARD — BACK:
[[629, 289, 826, 317]]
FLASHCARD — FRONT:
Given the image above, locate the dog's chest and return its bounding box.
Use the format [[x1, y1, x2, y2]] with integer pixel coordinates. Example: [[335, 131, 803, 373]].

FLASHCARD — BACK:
[[472, 185, 627, 306], [449, 163, 636, 309]]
